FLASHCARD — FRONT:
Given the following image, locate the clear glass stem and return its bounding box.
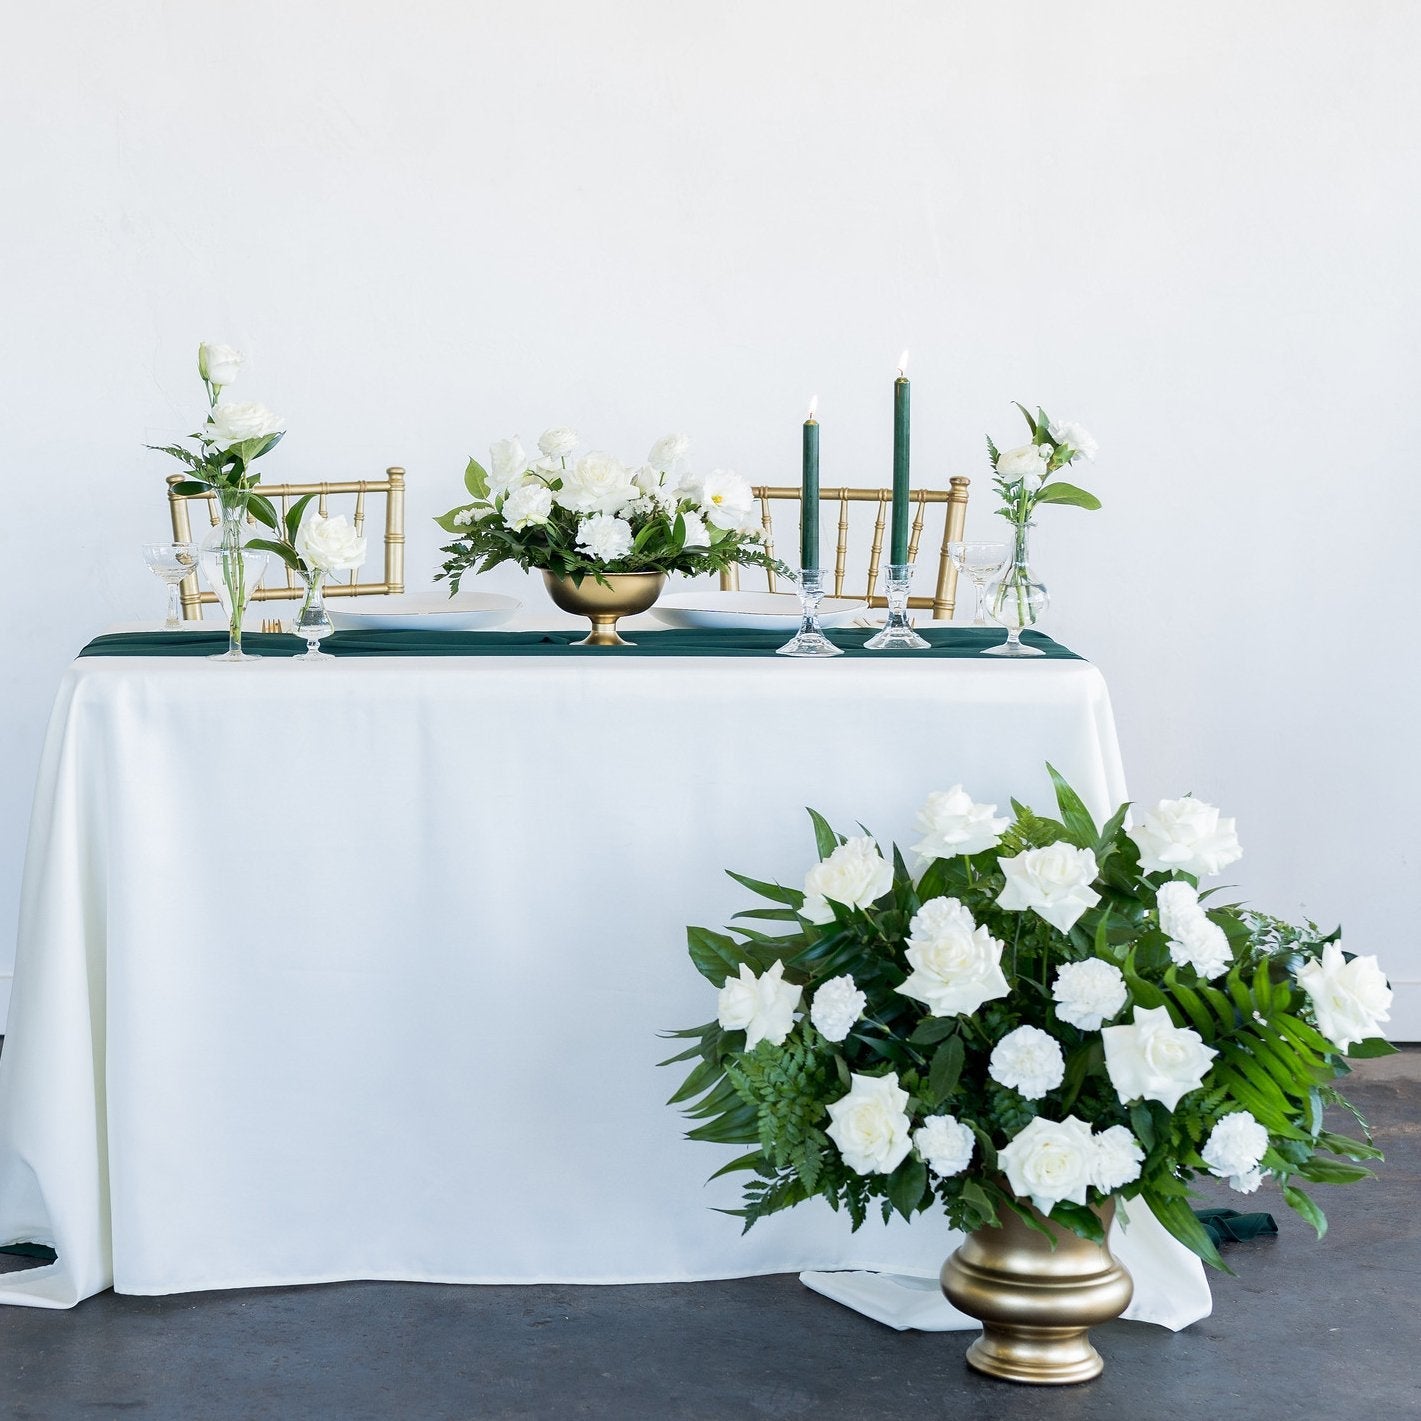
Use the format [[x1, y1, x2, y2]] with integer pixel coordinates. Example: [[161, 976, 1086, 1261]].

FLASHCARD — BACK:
[[776, 569, 843, 658], [864, 563, 931, 651], [217, 495, 249, 658], [164, 582, 182, 631]]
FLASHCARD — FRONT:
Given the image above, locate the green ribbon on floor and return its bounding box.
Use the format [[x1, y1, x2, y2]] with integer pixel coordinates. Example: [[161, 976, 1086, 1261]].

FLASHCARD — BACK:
[[1193, 1207, 1278, 1246], [78, 626, 1083, 660]]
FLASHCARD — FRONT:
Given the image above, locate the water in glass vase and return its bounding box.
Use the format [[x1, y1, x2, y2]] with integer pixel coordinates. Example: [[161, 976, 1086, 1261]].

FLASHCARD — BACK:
[[984, 522, 1048, 657]]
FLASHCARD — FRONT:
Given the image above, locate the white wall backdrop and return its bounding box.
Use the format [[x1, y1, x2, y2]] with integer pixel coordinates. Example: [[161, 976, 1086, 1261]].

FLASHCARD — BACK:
[[2, 1, 1417, 1034]]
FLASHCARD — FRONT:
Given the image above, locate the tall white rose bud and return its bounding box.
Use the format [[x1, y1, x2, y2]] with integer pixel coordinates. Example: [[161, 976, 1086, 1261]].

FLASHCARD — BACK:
[[197, 342, 244, 388]]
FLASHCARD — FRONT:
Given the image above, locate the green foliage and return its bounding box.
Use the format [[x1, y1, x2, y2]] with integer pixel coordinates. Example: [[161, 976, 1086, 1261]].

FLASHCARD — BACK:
[[988, 399, 1101, 527]]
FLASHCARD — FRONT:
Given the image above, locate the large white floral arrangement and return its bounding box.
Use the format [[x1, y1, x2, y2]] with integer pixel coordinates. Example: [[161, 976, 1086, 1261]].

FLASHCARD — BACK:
[[664, 769, 1394, 1267], [436, 429, 782, 587]]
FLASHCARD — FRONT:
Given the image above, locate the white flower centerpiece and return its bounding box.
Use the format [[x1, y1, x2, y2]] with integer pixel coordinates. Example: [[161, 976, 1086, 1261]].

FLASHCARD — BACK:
[[436, 429, 784, 645], [664, 768, 1394, 1380]]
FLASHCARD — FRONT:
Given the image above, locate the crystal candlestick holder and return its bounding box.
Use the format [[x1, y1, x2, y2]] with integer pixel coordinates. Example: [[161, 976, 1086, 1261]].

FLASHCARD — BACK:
[[776, 569, 843, 658], [865, 563, 930, 650]]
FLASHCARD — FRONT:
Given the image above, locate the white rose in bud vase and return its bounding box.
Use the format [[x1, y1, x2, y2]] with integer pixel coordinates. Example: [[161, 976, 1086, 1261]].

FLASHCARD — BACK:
[[825, 1071, 913, 1176], [700, 470, 755, 529], [911, 785, 1009, 861], [502, 481, 554, 531], [1051, 957, 1128, 1031], [205, 401, 284, 451], [557, 451, 641, 515], [914, 1115, 975, 1178], [647, 433, 691, 472], [998, 1115, 1095, 1215], [994, 442, 1050, 483], [197, 342, 244, 388], [716, 959, 801, 1051], [801, 836, 894, 925], [1090, 1125, 1145, 1192], [1102, 1005, 1217, 1112], [1129, 796, 1242, 877], [988, 1024, 1066, 1100], [575, 513, 634, 563], [1047, 418, 1099, 460], [537, 426, 579, 460], [1201, 1111, 1269, 1184], [296, 513, 367, 574], [898, 896, 1009, 1017], [487, 437, 530, 495], [1295, 942, 1393, 1051], [996, 842, 1101, 934], [679, 511, 711, 549], [810, 974, 866, 1043]]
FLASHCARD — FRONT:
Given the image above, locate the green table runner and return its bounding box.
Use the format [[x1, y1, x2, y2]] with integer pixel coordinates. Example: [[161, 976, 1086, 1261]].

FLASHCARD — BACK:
[[79, 626, 1082, 660]]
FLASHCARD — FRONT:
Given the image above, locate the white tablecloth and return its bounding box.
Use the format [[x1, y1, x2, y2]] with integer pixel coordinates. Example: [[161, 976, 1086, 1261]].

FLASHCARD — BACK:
[[0, 634, 1174, 1309]]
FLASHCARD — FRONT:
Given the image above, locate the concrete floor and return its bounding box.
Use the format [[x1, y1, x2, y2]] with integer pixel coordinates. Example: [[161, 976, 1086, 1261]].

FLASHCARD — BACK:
[[1, 1055, 1417, 1420]]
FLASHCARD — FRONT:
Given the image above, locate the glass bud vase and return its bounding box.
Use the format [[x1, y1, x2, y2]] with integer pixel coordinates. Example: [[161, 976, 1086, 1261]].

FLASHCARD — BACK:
[[293, 571, 336, 660], [984, 521, 1048, 657], [198, 493, 270, 662]]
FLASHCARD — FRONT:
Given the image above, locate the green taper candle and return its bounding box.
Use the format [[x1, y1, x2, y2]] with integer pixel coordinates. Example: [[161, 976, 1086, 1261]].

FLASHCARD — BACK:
[[801, 398, 820, 570], [891, 354, 910, 564]]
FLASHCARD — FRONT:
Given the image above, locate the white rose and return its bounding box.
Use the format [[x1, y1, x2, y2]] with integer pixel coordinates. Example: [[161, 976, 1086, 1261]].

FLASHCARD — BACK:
[[1102, 1005, 1217, 1112], [913, 1115, 976, 1178], [995, 442, 1050, 483], [575, 513, 634, 563], [825, 1071, 913, 1176], [1295, 942, 1393, 1052], [502, 481, 554, 531], [1201, 1111, 1269, 1182], [1090, 1125, 1145, 1193], [802, 836, 894, 925], [557, 451, 640, 516], [810, 974, 867, 1043], [205, 401, 284, 451], [1129, 797, 1242, 878], [716, 959, 802, 1051], [988, 1024, 1066, 1100], [537, 426, 579, 460], [1047, 418, 1099, 461], [197, 342, 244, 387], [1156, 881, 1232, 979], [700, 469, 755, 529], [647, 433, 691, 472], [679, 511, 711, 549], [911, 786, 1009, 861], [295, 512, 367, 573], [998, 1115, 1095, 1215], [997, 843, 1101, 934], [1051, 958, 1128, 1031], [488, 437, 531, 495], [897, 896, 1009, 1017]]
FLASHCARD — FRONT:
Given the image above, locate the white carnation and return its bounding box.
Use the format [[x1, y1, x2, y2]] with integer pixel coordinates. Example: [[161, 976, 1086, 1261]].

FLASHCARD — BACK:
[[997, 843, 1101, 934], [1295, 942, 1393, 1052], [911, 786, 1009, 861], [988, 1024, 1066, 1100], [716, 959, 801, 1051], [1090, 1125, 1145, 1193], [1129, 796, 1242, 878], [1157, 881, 1232, 979], [1201, 1111, 1269, 1184], [810, 974, 866, 1043], [897, 897, 1009, 1018], [556, 451, 640, 516], [1051, 958, 1128, 1031], [1047, 418, 1099, 461], [575, 513, 634, 562], [913, 1115, 976, 1179], [1229, 1168, 1264, 1195], [501, 481, 554, 531], [802, 837, 893, 925]]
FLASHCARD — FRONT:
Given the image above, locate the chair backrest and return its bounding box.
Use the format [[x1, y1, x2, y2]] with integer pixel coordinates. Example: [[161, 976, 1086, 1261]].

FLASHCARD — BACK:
[[719, 478, 970, 620], [166, 469, 406, 620]]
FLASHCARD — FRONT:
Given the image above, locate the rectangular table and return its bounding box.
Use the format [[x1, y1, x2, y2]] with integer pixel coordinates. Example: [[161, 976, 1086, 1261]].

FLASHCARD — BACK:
[[0, 628, 1128, 1307]]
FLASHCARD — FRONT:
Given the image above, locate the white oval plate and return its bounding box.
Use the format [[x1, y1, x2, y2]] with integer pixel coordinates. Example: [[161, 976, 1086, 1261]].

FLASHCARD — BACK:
[[327, 592, 521, 631], [649, 591, 868, 631]]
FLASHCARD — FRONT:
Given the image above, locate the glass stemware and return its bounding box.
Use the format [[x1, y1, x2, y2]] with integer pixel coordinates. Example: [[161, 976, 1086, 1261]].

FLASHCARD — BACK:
[[293, 571, 336, 660], [141, 542, 199, 631], [983, 523, 1048, 657], [947, 541, 1011, 628], [777, 568, 843, 658], [864, 563, 931, 651]]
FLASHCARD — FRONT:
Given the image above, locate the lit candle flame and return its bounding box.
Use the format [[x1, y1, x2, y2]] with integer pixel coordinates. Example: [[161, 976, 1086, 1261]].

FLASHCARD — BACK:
[[898, 350, 909, 377], [807, 395, 819, 420]]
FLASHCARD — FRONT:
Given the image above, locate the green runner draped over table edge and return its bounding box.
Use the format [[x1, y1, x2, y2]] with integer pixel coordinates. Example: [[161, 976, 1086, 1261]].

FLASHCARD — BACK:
[[77, 627, 1083, 660]]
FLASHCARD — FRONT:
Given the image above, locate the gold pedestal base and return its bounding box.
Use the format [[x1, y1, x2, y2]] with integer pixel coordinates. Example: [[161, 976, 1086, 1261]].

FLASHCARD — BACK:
[[542, 570, 667, 647]]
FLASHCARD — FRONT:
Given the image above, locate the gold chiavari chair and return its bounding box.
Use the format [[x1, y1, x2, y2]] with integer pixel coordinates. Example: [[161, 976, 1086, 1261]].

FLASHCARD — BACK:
[[166, 469, 406, 620], [719, 478, 970, 620]]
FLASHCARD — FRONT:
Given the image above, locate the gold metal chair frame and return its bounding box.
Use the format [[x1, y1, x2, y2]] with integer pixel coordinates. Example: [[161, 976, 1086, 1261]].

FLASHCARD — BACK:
[[166, 469, 406, 620], [720, 477, 970, 620]]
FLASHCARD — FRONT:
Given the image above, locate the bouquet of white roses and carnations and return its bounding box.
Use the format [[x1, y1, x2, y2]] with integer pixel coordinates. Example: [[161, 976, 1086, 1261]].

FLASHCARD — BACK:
[[435, 429, 784, 589], [663, 767, 1394, 1269]]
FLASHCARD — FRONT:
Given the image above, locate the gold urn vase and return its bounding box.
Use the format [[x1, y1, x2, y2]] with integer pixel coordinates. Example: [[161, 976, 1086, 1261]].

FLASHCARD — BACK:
[[542, 570, 667, 647], [940, 1199, 1132, 1385]]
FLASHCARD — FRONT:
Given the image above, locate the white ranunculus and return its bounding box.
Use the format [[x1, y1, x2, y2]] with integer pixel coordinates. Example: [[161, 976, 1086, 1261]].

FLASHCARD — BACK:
[[825, 1071, 913, 1176], [995, 442, 1050, 483], [997, 843, 1101, 934], [575, 513, 634, 563], [1102, 1005, 1217, 1112], [1047, 418, 1099, 461], [556, 451, 640, 516], [537, 426, 579, 460], [1090, 1125, 1145, 1193], [897, 896, 1009, 1018], [810, 974, 867, 1043], [1295, 942, 1393, 1052], [1201, 1111, 1269, 1182], [502, 481, 555, 531], [911, 786, 1009, 861], [1051, 958, 1128, 1031], [802, 836, 894, 925], [1129, 796, 1242, 877], [197, 342, 244, 387], [647, 433, 691, 472], [296, 513, 367, 573], [1156, 880, 1233, 980], [700, 469, 755, 529], [205, 401, 284, 451], [679, 511, 711, 549], [716, 959, 802, 1051], [988, 1024, 1066, 1100], [998, 1115, 1095, 1215], [487, 437, 530, 495], [913, 1115, 976, 1178]]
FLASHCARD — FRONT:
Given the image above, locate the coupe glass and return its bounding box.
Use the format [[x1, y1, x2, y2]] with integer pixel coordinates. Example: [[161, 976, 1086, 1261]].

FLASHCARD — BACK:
[[947, 541, 1011, 627], [141, 542, 199, 631]]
